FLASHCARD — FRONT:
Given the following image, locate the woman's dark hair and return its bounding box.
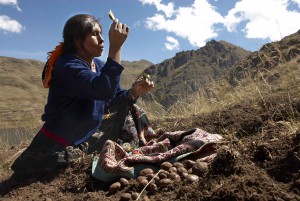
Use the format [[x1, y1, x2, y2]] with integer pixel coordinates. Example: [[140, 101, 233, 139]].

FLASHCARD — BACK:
[[63, 14, 101, 54]]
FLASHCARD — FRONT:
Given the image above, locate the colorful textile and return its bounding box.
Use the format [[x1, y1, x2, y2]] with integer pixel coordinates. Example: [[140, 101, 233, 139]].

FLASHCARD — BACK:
[[92, 128, 223, 182], [117, 104, 156, 152], [131, 104, 156, 146]]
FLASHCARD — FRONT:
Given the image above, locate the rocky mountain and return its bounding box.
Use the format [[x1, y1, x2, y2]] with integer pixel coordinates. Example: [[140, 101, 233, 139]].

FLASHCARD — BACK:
[[143, 40, 251, 107], [229, 29, 300, 85]]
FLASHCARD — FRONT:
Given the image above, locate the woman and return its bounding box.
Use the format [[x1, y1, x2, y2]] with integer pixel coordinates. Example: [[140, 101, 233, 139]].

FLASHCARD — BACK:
[[11, 14, 154, 176]]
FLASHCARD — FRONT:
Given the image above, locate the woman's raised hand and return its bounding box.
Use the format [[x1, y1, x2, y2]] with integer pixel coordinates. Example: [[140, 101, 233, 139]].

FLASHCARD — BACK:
[[108, 19, 129, 63], [109, 19, 129, 49]]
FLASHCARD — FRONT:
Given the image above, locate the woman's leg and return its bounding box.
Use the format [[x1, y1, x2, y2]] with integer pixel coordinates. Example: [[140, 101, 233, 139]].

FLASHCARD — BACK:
[[87, 97, 131, 154], [11, 131, 66, 176]]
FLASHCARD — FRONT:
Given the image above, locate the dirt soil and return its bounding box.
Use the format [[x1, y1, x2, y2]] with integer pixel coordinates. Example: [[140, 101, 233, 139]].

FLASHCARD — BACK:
[[1, 94, 300, 201]]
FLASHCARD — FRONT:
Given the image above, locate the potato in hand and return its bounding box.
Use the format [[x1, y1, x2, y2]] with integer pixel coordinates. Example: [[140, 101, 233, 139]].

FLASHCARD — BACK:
[[108, 10, 116, 21]]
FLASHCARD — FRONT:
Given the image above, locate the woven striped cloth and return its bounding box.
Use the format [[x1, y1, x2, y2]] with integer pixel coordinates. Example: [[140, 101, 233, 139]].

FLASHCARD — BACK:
[[92, 128, 223, 182]]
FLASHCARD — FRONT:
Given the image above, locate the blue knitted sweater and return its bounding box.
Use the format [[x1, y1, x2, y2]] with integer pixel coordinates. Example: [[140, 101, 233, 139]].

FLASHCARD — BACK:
[[41, 54, 127, 146]]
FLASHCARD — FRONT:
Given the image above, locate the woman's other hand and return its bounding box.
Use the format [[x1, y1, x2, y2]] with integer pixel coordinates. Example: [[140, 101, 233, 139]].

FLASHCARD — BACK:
[[130, 77, 154, 99], [108, 19, 129, 64]]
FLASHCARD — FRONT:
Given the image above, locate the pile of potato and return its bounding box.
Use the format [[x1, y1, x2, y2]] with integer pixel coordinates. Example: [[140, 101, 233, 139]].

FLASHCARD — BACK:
[[108, 160, 208, 200]]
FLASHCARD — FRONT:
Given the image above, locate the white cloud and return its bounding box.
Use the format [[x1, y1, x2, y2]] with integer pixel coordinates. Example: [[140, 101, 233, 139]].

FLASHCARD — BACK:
[[140, 0, 300, 48], [0, 0, 23, 33], [142, 0, 224, 47], [291, 0, 300, 7], [164, 36, 179, 50], [0, 15, 24, 33], [139, 0, 175, 17], [224, 0, 300, 41], [0, 0, 22, 11]]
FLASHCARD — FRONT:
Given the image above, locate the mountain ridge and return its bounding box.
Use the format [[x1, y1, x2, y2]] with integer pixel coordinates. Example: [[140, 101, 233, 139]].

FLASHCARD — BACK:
[[229, 29, 300, 85], [143, 39, 251, 107]]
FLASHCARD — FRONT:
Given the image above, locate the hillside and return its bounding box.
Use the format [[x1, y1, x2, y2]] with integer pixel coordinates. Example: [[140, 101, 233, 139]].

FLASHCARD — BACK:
[[1, 92, 299, 201], [143, 40, 251, 107], [0, 57, 47, 129], [151, 29, 300, 120], [229, 30, 300, 85], [121, 59, 153, 88], [0, 57, 152, 129]]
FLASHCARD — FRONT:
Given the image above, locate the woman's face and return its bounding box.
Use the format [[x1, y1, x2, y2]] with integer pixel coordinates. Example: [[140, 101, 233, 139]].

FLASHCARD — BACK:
[[81, 23, 104, 57]]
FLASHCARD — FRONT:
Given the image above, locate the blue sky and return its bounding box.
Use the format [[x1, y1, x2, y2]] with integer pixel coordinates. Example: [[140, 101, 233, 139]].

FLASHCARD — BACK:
[[1, 0, 300, 64]]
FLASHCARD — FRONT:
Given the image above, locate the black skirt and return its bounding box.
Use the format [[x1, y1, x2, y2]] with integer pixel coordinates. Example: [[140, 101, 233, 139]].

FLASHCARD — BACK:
[[11, 131, 68, 176]]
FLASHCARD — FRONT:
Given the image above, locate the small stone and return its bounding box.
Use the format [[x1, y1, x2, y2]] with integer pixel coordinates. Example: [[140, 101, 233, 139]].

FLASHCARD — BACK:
[[168, 167, 177, 173], [131, 192, 139, 200], [139, 179, 148, 188], [160, 162, 173, 170], [119, 178, 129, 187], [181, 172, 189, 179], [159, 178, 173, 187], [137, 176, 148, 182], [120, 193, 132, 201], [183, 160, 196, 169], [148, 183, 158, 194], [177, 167, 188, 175], [109, 182, 121, 194], [173, 162, 184, 168], [160, 169, 169, 176], [140, 168, 154, 176], [146, 173, 157, 181], [158, 172, 168, 179], [192, 162, 208, 176], [185, 174, 199, 183], [169, 172, 181, 182]]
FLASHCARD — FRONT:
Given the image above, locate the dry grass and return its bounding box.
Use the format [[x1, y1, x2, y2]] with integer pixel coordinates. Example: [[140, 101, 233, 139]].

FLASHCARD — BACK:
[[0, 57, 47, 128], [0, 107, 42, 149], [141, 55, 300, 121], [0, 126, 38, 149]]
